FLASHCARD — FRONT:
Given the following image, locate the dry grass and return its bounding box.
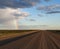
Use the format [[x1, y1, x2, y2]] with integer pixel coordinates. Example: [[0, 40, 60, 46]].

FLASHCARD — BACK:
[[0, 30, 37, 40], [0, 30, 35, 36], [47, 30, 60, 34]]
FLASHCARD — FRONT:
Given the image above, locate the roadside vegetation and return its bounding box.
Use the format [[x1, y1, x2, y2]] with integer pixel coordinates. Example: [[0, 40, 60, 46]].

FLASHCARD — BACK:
[[0, 30, 34, 36]]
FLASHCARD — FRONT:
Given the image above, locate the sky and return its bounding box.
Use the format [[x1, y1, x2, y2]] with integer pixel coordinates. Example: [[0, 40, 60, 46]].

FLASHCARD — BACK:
[[0, 0, 60, 30]]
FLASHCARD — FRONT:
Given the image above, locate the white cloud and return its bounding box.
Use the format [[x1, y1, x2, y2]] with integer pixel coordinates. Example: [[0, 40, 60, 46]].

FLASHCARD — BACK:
[[13, 11, 29, 19], [0, 8, 29, 29]]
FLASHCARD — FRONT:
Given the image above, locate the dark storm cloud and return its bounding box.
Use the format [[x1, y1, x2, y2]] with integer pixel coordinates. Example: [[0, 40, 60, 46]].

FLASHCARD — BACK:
[[46, 11, 60, 14], [0, 0, 40, 8]]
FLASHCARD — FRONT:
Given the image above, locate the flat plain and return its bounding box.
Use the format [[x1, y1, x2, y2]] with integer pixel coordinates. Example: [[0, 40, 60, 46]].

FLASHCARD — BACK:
[[0, 30, 60, 49]]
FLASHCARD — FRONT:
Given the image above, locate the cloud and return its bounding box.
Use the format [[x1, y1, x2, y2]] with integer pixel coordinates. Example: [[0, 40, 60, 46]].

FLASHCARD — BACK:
[[29, 19, 36, 21], [0, 8, 29, 29], [47, 4, 60, 11], [0, 0, 40, 8], [38, 14, 44, 17], [0, 8, 17, 29], [44, 0, 50, 2], [37, 4, 60, 14], [19, 25, 49, 30], [37, 4, 60, 11], [46, 11, 60, 14], [12, 11, 29, 19], [37, 5, 46, 10]]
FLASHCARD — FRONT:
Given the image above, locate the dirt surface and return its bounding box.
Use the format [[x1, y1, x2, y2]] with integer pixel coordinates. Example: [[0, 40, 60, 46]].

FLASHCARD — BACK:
[[0, 30, 60, 49]]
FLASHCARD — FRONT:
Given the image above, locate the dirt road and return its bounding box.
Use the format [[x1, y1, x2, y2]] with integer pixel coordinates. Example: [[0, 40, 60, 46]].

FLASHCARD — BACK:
[[0, 30, 60, 49]]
